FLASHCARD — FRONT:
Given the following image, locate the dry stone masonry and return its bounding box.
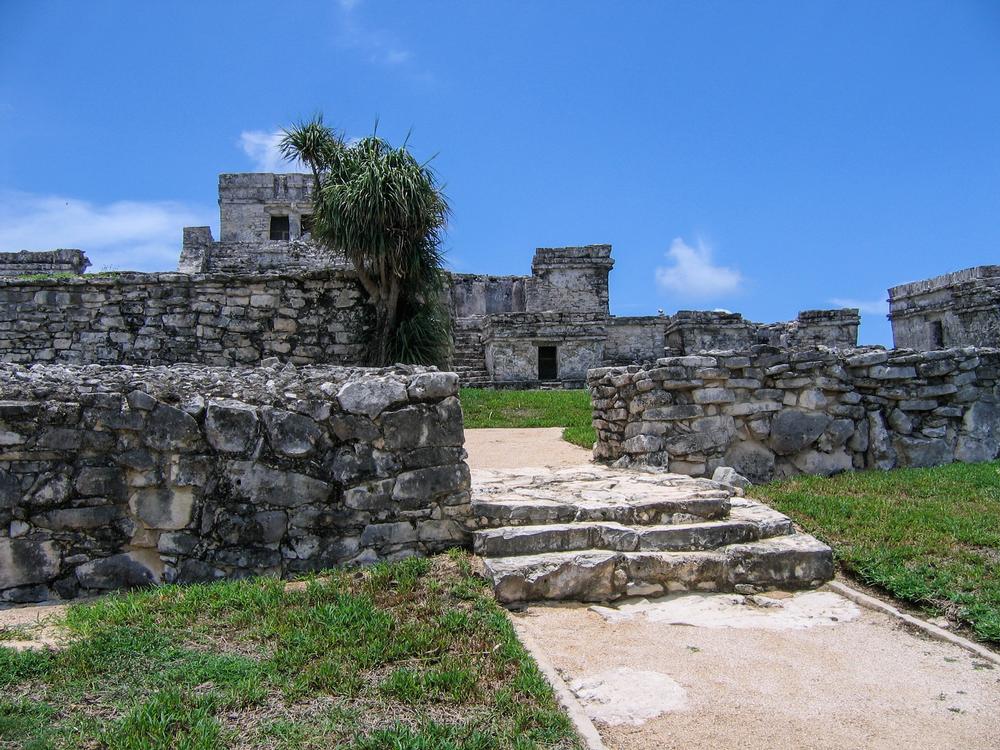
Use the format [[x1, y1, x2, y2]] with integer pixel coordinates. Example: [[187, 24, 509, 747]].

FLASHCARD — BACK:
[[588, 346, 1000, 480], [0, 362, 472, 602], [0, 249, 91, 276], [0, 270, 369, 366], [449, 243, 859, 388], [889, 265, 1000, 350]]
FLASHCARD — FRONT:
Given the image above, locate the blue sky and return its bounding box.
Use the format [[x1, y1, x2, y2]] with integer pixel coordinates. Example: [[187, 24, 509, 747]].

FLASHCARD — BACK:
[[2, 1, 998, 345]]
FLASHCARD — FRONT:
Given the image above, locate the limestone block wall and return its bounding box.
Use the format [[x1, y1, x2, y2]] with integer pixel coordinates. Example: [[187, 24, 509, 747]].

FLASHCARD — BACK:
[[603, 316, 667, 365], [757, 309, 861, 350], [665, 309, 860, 355], [588, 347, 1000, 481], [0, 363, 472, 603], [179, 228, 347, 274], [447, 273, 528, 318], [218, 173, 314, 243], [526, 245, 613, 314], [0, 270, 370, 366], [0, 250, 91, 276], [889, 266, 1000, 349], [483, 313, 606, 386]]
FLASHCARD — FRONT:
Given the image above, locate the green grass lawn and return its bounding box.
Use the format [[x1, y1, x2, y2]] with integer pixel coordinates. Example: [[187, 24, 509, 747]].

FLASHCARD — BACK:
[[751, 461, 1000, 644], [459, 389, 595, 449], [0, 553, 579, 750]]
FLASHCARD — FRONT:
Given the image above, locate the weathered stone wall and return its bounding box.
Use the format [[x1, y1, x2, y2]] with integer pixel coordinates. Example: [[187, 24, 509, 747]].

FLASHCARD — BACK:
[[219, 173, 314, 243], [0, 270, 370, 366], [889, 266, 1000, 350], [447, 274, 528, 318], [665, 309, 859, 355], [0, 363, 472, 602], [527, 245, 613, 314], [0, 250, 91, 276], [483, 313, 606, 386], [756, 309, 861, 350], [179, 228, 347, 274], [588, 347, 999, 481], [603, 316, 667, 365]]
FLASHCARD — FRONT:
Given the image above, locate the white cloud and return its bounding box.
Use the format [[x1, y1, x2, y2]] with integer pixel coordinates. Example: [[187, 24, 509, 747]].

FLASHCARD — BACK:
[[0, 190, 214, 273], [334, 0, 413, 67], [655, 237, 744, 299], [829, 297, 888, 316], [239, 129, 309, 173]]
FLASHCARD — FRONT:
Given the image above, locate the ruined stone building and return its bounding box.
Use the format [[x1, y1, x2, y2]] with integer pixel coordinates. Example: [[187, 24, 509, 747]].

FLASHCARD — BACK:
[[889, 265, 1000, 350], [0, 172, 862, 386]]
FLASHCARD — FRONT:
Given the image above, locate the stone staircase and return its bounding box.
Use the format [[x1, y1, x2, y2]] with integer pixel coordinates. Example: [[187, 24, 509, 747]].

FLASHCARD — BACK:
[[472, 466, 833, 603], [452, 318, 491, 387]]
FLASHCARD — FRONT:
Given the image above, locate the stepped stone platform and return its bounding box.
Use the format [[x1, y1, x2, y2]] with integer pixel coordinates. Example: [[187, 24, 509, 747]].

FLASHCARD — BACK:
[[472, 466, 833, 603]]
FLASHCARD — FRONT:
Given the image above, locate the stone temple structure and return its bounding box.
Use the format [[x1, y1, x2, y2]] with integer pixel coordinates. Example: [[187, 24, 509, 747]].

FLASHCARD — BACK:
[[889, 265, 1000, 350], [174, 173, 861, 388]]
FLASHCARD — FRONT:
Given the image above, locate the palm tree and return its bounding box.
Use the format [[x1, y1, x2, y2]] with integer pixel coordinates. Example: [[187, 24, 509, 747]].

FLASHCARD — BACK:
[[280, 117, 451, 367]]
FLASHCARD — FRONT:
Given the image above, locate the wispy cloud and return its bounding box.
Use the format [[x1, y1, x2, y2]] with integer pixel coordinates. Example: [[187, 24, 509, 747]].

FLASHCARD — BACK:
[[239, 129, 309, 173], [829, 297, 888, 316], [336, 0, 415, 68], [0, 190, 214, 273], [655, 237, 744, 299]]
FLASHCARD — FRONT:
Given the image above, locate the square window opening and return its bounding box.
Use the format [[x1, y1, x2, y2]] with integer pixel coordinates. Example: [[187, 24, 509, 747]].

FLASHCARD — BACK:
[[538, 345, 558, 380], [269, 215, 290, 241]]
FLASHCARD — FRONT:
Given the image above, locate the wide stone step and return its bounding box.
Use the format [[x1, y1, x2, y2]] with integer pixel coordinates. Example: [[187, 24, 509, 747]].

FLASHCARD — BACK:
[[473, 503, 794, 557], [471, 492, 730, 528], [484, 533, 834, 603]]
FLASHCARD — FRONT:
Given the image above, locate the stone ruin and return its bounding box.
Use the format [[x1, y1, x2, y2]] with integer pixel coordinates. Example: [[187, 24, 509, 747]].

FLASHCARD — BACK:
[[449, 246, 859, 388], [0, 249, 90, 277], [889, 265, 1000, 350], [0, 363, 473, 603], [589, 347, 999, 480], [0, 170, 996, 603]]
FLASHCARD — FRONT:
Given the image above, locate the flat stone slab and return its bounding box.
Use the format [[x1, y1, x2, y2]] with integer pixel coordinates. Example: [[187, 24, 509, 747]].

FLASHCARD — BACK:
[[486, 534, 833, 603], [471, 465, 733, 527], [474, 503, 795, 557]]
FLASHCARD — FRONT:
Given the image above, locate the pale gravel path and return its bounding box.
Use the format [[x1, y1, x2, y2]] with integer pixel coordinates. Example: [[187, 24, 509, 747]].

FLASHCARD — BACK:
[[463, 427, 593, 470], [467, 428, 1000, 750], [516, 596, 1000, 750]]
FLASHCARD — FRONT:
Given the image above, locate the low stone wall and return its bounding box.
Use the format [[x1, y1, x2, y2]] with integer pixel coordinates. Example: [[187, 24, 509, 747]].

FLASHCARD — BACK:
[[0, 269, 370, 366], [0, 249, 91, 276], [0, 363, 471, 602], [588, 347, 1000, 481], [603, 316, 666, 365]]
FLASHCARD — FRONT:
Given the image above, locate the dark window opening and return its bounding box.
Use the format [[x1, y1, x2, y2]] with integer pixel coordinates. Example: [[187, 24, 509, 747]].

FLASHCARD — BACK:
[[930, 320, 945, 349], [269, 215, 290, 241], [538, 345, 558, 380], [299, 214, 313, 237]]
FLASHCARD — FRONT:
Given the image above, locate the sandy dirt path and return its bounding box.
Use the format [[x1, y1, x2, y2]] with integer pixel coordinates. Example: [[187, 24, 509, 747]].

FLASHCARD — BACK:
[[515, 596, 1000, 750], [464, 428, 1000, 749], [464, 427, 592, 470]]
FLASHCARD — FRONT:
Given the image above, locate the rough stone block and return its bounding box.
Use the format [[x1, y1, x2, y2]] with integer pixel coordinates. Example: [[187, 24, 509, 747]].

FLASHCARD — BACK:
[[205, 400, 259, 453]]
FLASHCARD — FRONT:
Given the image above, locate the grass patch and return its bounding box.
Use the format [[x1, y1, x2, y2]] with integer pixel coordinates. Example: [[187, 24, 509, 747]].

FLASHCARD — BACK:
[[0, 554, 579, 749], [13, 271, 123, 281], [460, 388, 595, 449], [751, 461, 1000, 643]]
